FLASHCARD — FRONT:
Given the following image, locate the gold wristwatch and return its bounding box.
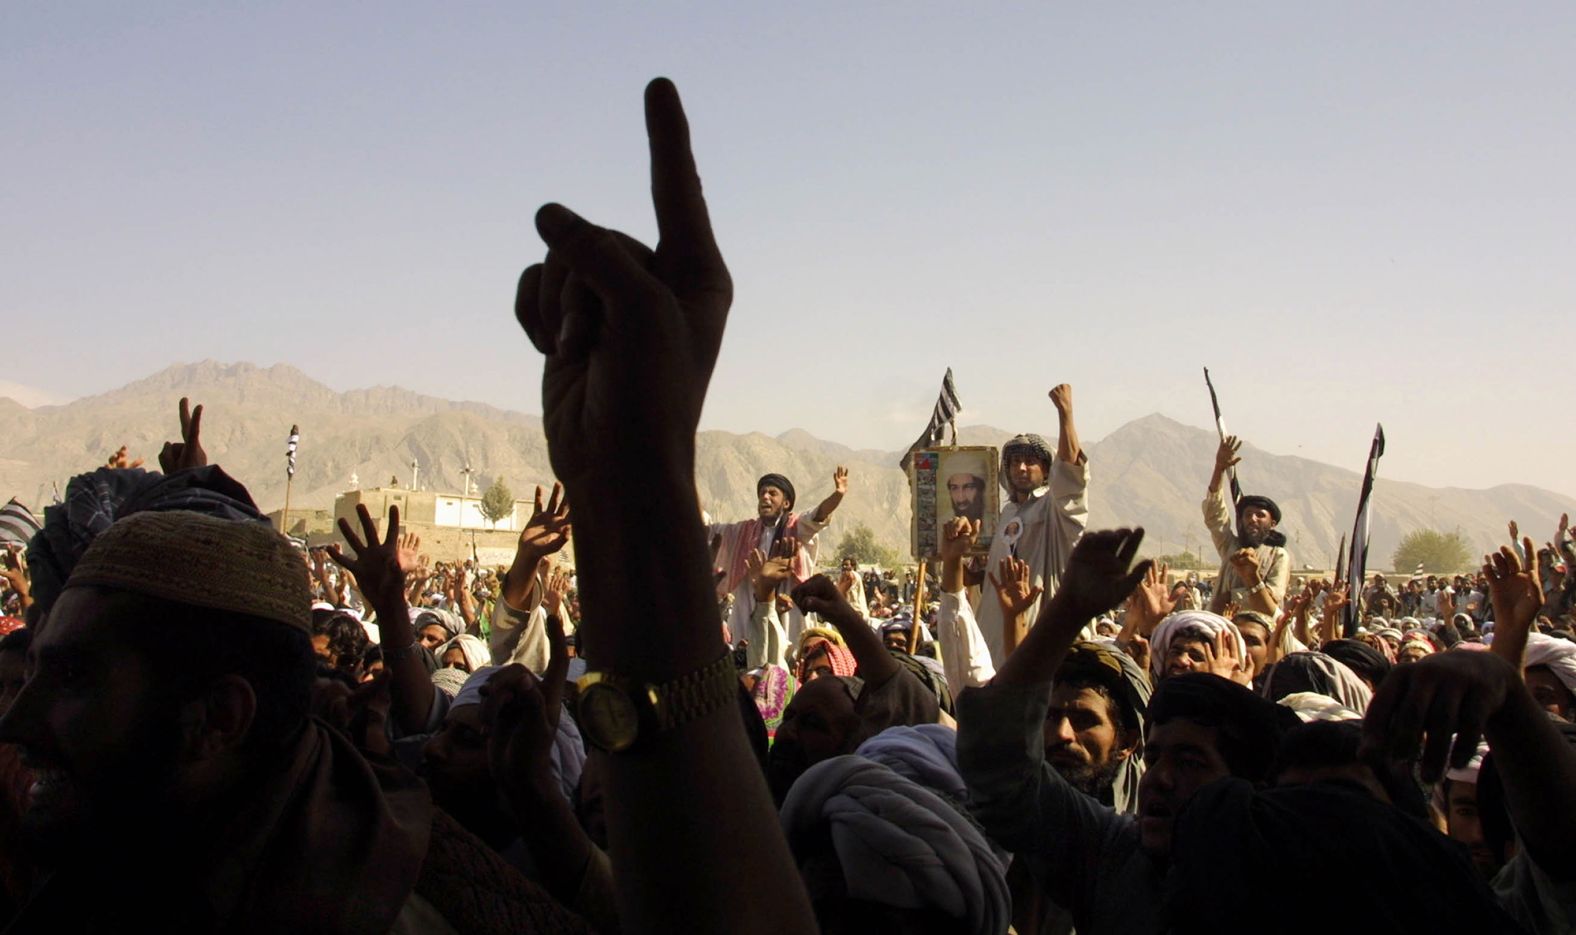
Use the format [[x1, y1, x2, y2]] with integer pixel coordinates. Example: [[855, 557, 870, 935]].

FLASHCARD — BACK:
[[575, 653, 739, 753]]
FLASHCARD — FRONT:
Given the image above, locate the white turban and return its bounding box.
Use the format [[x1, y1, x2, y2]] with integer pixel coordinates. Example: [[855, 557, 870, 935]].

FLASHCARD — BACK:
[[1150, 611, 1246, 681], [1524, 633, 1576, 698]]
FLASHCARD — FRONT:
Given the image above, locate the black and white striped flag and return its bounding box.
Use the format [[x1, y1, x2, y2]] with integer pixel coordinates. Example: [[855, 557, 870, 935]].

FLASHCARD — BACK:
[[1342, 424, 1385, 637], [0, 499, 40, 548], [899, 369, 962, 470], [1204, 367, 1243, 507], [286, 425, 300, 478]]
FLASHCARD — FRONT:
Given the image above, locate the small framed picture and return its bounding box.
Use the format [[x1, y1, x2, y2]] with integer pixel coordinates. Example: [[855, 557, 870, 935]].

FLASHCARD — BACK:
[[909, 446, 1000, 559]]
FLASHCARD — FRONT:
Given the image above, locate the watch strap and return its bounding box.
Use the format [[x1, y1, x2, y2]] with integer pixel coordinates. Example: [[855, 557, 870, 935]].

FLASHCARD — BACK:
[[650, 653, 739, 731]]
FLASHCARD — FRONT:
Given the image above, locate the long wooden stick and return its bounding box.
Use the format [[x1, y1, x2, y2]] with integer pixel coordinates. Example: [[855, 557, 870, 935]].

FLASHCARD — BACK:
[[907, 561, 928, 653], [280, 475, 294, 536]]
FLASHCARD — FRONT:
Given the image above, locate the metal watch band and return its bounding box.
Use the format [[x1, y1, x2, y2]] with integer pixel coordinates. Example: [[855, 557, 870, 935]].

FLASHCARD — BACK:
[[649, 652, 739, 732]]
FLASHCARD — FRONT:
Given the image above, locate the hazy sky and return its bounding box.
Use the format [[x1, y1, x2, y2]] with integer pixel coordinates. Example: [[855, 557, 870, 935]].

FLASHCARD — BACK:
[[6, 3, 1575, 496]]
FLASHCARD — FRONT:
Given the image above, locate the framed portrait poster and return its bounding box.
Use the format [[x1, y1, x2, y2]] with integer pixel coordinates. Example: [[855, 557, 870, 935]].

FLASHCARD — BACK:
[[909, 446, 1000, 559]]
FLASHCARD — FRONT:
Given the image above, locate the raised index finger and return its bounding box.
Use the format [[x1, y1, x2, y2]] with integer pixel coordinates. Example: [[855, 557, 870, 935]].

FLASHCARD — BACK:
[[645, 78, 723, 278]]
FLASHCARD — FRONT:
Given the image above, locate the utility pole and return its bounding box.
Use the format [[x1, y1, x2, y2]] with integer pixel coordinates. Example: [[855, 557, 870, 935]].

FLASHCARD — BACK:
[[459, 464, 475, 530]]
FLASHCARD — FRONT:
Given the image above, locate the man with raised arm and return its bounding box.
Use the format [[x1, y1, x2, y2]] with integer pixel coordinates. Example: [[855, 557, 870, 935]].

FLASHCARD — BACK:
[[1203, 435, 1290, 616], [973, 384, 1090, 668], [510, 78, 816, 931], [709, 467, 848, 641]]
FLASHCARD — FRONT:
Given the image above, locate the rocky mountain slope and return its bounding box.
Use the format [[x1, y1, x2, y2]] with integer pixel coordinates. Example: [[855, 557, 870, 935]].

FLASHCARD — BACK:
[[3, 362, 1569, 570]]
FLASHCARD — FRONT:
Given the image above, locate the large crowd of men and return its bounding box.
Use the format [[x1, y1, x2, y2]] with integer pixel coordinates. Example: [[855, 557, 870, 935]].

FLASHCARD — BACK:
[[0, 79, 1573, 934]]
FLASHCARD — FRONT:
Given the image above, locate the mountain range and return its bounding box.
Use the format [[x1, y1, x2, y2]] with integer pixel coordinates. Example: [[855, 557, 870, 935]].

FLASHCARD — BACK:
[[3, 361, 1571, 571]]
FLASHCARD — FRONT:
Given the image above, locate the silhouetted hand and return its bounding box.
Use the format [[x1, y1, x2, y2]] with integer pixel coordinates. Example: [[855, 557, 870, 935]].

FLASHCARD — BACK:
[[157, 397, 207, 474], [519, 483, 572, 559], [1056, 528, 1151, 623], [515, 79, 731, 487], [1361, 650, 1517, 783], [791, 574, 860, 628], [328, 504, 409, 613]]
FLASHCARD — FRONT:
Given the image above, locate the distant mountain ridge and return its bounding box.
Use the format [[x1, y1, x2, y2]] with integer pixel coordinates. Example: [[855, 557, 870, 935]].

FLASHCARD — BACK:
[[2, 361, 1571, 571]]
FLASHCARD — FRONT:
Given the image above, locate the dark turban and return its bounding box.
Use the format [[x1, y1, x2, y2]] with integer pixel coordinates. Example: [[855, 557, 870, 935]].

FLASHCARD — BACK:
[[1148, 673, 1299, 784], [26, 465, 266, 623], [757, 473, 796, 508], [1236, 494, 1281, 524], [1322, 639, 1392, 690]]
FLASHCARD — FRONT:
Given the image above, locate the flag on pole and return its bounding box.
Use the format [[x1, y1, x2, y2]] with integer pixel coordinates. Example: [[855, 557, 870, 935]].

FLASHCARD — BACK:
[[0, 499, 40, 548], [899, 369, 963, 471], [1203, 367, 1243, 506], [286, 425, 300, 478], [1342, 424, 1386, 637]]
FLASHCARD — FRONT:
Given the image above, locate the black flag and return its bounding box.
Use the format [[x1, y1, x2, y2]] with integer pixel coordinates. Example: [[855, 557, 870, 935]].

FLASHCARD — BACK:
[[899, 369, 962, 471], [1342, 424, 1386, 637], [1203, 367, 1243, 505]]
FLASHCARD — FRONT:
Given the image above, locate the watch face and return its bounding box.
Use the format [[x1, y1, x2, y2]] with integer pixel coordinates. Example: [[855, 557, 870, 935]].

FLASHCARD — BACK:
[[580, 682, 640, 752]]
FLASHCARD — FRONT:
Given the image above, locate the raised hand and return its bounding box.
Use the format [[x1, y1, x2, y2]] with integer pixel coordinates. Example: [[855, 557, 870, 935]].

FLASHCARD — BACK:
[[988, 556, 1043, 622], [1048, 384, 1073, 413], [543, 566, 574, 620], [106, 445, 144, 470], [1361, 650, 1516, 783], [1214, 435, 1243, 476], [1201, 628, 1248, 683], [519, 483, 572, 558], [832, 465, 849, 495], [1485, 536, 1540, 669], [1055, 528, 1151, 623], [327, 504, 409, 612], [1126, 560, 1175, 633], [790, 574, 856, 625], [395, 530, 423, 576], [515, 79, 731, 487], [157, 397, 207, 474], [746, 544, 793, 601], [939, 516, 979, 563]]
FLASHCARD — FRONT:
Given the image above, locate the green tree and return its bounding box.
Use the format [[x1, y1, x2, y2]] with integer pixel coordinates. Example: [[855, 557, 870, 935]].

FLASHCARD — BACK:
[[835, 522, 899, 569], [1391, 529, 1473, 574], [478, 477, 515, 528], [1155, 551, 1205, 569]]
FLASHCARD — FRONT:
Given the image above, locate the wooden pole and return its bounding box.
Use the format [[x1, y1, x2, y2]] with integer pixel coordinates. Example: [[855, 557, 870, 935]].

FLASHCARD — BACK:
[[907, 561, 928, 654], [280, 475, 294, 536]]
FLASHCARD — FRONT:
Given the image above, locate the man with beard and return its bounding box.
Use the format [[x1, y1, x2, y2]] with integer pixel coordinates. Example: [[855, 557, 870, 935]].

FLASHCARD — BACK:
[[0, 509, 591, 931], [946, 471, 987, 524], [709, 468, 849, 643], [1043, 642, 1148, 810], [1204, 436, 1290, 616]]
